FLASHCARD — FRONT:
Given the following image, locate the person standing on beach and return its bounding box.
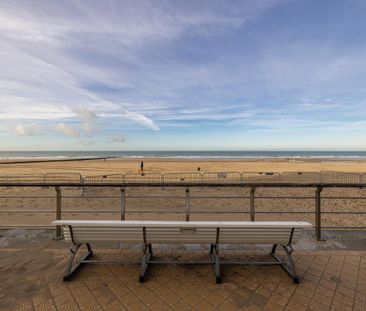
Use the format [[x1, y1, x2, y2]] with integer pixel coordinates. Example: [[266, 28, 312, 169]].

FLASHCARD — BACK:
[[140, 161, 144, 174]]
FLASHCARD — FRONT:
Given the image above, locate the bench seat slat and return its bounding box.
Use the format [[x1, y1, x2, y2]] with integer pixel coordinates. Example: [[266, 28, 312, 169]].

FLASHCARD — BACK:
[[54, 220, 311, 228]]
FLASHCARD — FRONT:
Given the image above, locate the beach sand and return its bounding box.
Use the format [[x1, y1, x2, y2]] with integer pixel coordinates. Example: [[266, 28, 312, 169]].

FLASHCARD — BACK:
[[0, 158, 365, 229], [1, 157, 366, 175]]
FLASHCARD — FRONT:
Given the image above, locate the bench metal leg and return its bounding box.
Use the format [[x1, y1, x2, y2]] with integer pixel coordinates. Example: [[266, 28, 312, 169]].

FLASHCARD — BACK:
[[63, 243, 93, 282], [270, 244, 299, 284], [139, 244, 153, 282], [209, 244, 222, 284], [270, 244, 277, 255]]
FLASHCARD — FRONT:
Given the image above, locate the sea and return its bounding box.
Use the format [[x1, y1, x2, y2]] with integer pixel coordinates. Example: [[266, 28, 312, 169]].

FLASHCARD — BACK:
[[1, 151, 366, 160]]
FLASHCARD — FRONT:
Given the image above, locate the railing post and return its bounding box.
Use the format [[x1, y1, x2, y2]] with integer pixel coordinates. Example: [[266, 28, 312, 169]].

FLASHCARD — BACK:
[[80, 176, 85, 197], [55, 186, 62, 238], [120, 187, 125, 220], [250, 186, 256, 221], [185, 188, 190, 221], [315, 186, 323, 241], [359, 174, 363, 189]]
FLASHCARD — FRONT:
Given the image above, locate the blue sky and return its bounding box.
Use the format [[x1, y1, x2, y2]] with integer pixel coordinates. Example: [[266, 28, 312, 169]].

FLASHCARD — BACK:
[[1, 0, 366, 151]]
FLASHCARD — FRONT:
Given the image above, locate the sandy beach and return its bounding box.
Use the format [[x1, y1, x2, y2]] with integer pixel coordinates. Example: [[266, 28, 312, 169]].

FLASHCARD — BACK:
[[0, 158, 365, 229], [1, 157, 366, 175], [0, 159, 366, 226]]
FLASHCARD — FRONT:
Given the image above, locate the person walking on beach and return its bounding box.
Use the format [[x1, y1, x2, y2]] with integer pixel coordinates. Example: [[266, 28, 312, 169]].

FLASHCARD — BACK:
[[140, 161, 144, 174]]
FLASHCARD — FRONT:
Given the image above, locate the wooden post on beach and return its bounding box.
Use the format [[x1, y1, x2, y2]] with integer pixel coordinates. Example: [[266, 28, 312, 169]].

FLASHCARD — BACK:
[[120, 187, 126, 220], [250, 186, 256, 221], [55, 186, 62, 238], [185, 188, 190, 221], [315, 186, 323, 241]]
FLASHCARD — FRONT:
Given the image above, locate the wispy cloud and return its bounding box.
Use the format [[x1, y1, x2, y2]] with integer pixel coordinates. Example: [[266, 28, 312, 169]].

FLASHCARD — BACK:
[[15, 124, 41, 136]]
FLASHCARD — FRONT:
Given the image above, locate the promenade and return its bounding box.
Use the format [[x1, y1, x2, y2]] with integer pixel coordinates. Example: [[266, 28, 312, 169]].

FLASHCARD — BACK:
[[1, 229, 365, 311]]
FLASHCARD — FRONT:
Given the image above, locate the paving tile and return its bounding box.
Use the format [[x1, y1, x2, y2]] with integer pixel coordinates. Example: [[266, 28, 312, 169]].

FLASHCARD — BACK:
[[3, 246, 366, 311], [255, 285, 273, 299], [171, 300, 194, 311], [125, 299, 148, 311], [150, 301, 171, 311], [204, 291, 226, 307], [195, 299, 216, 310], [308, 300, 331, 311], [13, 300, 34, 311], [181, 291, 203, 307], [353, 300, 366, 311], [264, 300, 284, 311], [32, 293, 57, 311], [117, 292, 139, 307], [161, 291, 181, 306], [49, 283, 80, 311], [330, 299, 354, 311], [217, 300, 241, 311], [266, 293, 290, 307]]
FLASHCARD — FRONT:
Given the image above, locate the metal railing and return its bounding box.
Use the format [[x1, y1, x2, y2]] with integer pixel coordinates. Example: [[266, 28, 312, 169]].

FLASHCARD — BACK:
[[0, 170, 366, 185], [0, 171, 365, 241]]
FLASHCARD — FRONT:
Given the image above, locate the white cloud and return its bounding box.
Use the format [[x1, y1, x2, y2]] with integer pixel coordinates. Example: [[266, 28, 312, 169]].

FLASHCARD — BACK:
[[74, 107, 99, 133], [15, 124, 41, 136], [123, 111, 159, 131], [55, 123, 80, 137], [75, 107, 97, 122]]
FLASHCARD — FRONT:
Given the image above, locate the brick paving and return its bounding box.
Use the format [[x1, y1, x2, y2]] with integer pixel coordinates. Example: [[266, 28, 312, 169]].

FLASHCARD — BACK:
[[1, 241, 365, 311]]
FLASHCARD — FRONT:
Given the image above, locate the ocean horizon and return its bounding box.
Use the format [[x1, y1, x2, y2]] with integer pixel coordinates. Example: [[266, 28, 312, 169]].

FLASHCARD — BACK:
[[1, 150, 366, 160]]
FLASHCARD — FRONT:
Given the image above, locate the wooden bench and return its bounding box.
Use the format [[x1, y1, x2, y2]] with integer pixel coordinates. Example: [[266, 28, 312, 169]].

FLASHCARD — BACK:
[[53, 220, 311, 283]]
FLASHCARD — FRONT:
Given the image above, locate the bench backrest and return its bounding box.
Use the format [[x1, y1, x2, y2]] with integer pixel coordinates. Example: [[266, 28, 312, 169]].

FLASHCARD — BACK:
[[218, 227, 299, 244], [63, 225, 143, 243], [54, 220, 311, 245]]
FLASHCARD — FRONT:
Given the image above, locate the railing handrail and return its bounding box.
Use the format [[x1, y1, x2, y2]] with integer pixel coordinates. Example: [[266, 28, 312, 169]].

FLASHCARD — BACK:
[[0, 182, 365, 187], [0, 170, 365, 186], [1, 175, 366, 241]]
